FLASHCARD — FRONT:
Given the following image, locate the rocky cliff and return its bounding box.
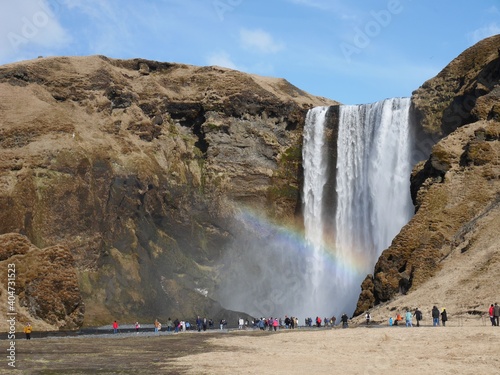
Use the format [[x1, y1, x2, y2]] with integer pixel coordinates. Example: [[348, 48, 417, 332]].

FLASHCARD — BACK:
[[2, 34, 499, 330], [0, 233, 84, 330], [412, 35, 500, 137], [354, 34, 500, 317], [0, 55, 336, 330]]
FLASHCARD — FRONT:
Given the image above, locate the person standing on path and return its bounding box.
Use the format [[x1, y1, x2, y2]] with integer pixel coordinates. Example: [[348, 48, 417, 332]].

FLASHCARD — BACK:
[[174, 319, 180, 333], [432, 306, 440, 326], [154, 319, 160, 333], [441, 308, 448, 327], [414, 308, 422, 327], [341, 313, 348, 328], [405, 310, 413, 327], [24, 323, 32, 340], [494, 303, 500, 326], [489, 304, 495, 326], [112, 320, 119, 334], [273, 318, 279, 331]]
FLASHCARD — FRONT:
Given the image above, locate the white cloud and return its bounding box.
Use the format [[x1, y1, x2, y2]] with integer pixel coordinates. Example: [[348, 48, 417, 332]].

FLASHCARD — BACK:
[[206, 51, 240, 70], [468, 23, 500, 44], [239, 28, 285, 54], [0, 0, 71, 64]]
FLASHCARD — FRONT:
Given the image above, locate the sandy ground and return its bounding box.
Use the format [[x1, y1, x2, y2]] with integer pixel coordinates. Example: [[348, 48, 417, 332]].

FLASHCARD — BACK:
[[3, 324, 499, 374], [171, 326, 500, 375]]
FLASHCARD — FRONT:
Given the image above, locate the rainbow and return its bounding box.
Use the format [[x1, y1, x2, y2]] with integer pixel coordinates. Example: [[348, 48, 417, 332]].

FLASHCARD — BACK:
[[233, 204, 372, 282]]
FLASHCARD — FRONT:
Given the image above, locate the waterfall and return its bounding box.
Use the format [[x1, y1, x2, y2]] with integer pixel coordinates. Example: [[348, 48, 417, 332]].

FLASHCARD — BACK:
[[217, 98, 414, 321], [302, 106, 330, 310], [302, 98, 414, 316]]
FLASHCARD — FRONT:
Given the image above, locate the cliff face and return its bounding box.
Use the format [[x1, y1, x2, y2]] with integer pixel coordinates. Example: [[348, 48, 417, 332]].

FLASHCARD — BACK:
[[355, 35, 500, 316], [411, 34, 500, 137], [0, 55, 336, 329]]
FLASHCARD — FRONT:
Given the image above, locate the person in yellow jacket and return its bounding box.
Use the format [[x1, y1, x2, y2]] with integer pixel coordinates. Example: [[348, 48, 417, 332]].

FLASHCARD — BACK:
[[24, 323, 32, 340]]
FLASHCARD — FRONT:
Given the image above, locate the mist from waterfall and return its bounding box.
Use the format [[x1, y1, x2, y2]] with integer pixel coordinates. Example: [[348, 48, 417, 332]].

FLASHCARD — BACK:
[[216, 98, 414, 321]]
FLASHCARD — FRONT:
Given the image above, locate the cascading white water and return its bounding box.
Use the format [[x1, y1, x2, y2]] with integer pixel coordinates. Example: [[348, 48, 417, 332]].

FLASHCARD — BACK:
[[302, 106, 329, 310], [302, 98, 414, 316]]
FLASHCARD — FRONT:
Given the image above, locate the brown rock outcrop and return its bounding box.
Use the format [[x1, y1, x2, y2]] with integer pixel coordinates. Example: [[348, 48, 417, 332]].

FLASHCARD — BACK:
[[411, 34, 500, 137], [0, 56, 336, 327], [0, 233, 84, 331]]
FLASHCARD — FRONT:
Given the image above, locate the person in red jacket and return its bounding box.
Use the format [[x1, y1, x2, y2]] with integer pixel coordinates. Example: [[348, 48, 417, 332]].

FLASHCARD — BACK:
[[489, 304, 495, 326], [272, 318, 279, 331], [316, 316, 322, 327], [113, 320, 119, 333]]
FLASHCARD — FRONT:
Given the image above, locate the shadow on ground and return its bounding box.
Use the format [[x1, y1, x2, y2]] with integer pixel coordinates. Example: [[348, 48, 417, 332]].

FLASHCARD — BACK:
[[3, 330, 270, 374]]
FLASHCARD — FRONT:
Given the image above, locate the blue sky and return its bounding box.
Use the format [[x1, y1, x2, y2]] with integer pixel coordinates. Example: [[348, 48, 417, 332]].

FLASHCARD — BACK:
[[1, 0, 499, 105]]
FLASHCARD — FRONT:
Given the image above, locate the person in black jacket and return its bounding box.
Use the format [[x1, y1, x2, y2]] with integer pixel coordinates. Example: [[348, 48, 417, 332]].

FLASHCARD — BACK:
[[414, 308, 423, 327], [341, 313, 349, 328], [432, 306, 440, 326], [174, 318, 180, 333], [494, 303, 500, 326], [441, 308, 448, 327]]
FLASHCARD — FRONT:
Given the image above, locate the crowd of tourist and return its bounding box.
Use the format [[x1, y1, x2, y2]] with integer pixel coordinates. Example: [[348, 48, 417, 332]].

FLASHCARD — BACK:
[[107, 302, 500, 335]]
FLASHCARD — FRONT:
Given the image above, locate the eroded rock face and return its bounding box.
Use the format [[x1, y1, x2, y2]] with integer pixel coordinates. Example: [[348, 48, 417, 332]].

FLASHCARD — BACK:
[[355, 35, 500, 315], [0, 233, 84, 330], [411, 34, 500, 137], [0, 56, 336, 327]]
